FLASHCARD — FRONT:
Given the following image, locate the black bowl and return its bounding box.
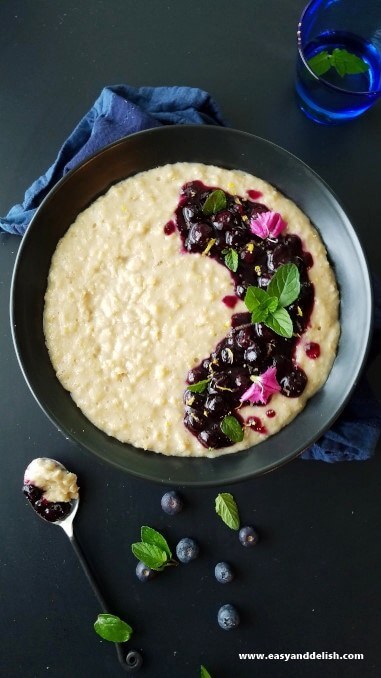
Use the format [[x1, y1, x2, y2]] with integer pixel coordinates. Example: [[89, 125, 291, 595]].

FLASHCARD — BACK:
[[10, 126, 372, 485]]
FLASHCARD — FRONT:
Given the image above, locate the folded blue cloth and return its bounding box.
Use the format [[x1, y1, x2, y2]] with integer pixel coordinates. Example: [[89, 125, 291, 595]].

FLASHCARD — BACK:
[[1, 84, 380, 461], [0, 85, 226, 236]]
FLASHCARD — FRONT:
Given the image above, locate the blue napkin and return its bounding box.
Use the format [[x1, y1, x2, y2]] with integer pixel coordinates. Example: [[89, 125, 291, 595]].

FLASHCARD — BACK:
[[1, 84, 380, 461], [0, 85, 226, 236]]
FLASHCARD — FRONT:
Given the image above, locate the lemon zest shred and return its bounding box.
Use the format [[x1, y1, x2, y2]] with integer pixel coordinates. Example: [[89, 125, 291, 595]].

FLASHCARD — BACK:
[[202, 238, 216, 256]]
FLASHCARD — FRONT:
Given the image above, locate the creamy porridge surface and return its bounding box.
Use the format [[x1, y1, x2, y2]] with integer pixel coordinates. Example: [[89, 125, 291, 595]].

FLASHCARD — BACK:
[[24, 458, 79, 503], [43, 163, 340, 457]]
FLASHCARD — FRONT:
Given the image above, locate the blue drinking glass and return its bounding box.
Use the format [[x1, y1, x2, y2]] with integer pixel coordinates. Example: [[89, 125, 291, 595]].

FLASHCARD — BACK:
[[295, 0, 381, 124]]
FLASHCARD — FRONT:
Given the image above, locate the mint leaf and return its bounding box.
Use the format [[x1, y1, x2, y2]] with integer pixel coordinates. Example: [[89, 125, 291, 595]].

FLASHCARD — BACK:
[[251, 295, 278, 323], [187, 378, 210, 393], [267, 263, 300, 308], [141, 526, 172, 559], [215, 492, 240, 530], [220, 415, 244, 444], [131, 542, 168, 570], [308, 48, 369, 78], [201, 666, 212, 678], [244, 286, 271, 313], [307, 50, 332, 76], [331, 48, 369, 77], [224, 248, 239, 272], [94, 614, 133, 643], [202, 189, 227, 215], [244, 286, 278, 323], [265, 307, 293, 338]]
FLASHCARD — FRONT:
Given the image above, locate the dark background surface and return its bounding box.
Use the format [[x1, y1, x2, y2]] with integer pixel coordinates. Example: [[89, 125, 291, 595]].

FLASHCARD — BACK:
[[1, 1, 380, 677]]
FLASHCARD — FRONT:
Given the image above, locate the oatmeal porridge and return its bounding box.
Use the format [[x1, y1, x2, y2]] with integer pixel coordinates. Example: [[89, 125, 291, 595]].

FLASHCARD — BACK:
[[43, 163, 340, 457]]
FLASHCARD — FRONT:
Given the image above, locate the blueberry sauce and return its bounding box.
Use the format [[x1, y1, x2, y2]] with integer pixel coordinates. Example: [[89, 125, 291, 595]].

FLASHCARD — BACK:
[[170, 180, 315, 449], [305, 342, 320, 359], [247, 189, 263, 200], [246, 416, 267, 435], [163, 220, 176, 235], [222, 295, 239, 309], [23, 483, 72, 522]]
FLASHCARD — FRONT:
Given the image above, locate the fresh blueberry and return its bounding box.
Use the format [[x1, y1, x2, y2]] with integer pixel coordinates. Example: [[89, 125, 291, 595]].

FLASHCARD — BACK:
[[215, 562, 234, 584], [125, 650, 143, 671], [217, 604, 240, 630], [135, 560, 156, 582], [239, 526, 259, 547], [161, 490, 183, 515], [176, 537, 199, 563]]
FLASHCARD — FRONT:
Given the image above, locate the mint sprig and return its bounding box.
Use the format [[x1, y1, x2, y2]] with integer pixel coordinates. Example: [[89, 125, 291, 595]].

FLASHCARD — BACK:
[[215, 492, 240, 530], [308, 48, 369, 78], [131, 526, 176, 571], [220, 415, 244, 443], [244, 263, 300, 338], [202, 189, 227, 215], [201, 666, 213, 678], [94, 614, 133, 642]]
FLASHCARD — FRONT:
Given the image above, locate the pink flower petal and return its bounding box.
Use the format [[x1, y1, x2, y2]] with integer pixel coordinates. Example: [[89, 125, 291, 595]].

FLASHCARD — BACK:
[[240, 367, 281, 405], [249, 211, 286, 239], [240, 381, 264, 404], [260, 366, 281, 398]]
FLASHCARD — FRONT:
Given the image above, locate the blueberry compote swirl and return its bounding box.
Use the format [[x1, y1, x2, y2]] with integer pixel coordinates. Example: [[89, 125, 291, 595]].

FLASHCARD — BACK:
[[171, 181, 314, 450], [23, 485, 72, 522]]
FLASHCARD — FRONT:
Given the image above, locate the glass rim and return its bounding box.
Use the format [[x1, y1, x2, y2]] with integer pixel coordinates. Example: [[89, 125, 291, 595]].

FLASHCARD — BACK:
[[297, 0, 381, 96]]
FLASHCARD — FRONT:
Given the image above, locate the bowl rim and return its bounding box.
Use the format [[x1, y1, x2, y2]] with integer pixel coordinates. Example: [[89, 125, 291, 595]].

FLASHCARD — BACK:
[[10, 125, 373, 485]]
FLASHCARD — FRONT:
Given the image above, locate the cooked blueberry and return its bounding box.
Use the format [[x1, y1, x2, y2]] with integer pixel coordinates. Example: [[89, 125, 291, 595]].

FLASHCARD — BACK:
[[254, 322, 275, 341], [187, 222, 214, 250], [161, 490, 183, 515], [225, 227, 247, 248], [280, 366, 307, 397], [230, 367, 252, 390], [235, 327, 254, 349], [231, 312, 251, 328], [244, 343, 261, 364], [182, 206, 196, 228], [198, 423, 230, 449], [239, 526, 259, 547], [205, 394, 229, 415], [212, 210, 232, 230], [235, 282, 248, 299], [249, 202, 269, 217], [220, 347, 235, 365], [217, 604, 240, 630], [239, 244, 256, 263], [202, 358, 212, 373], [183, 389, 205, 410], [176, 538, 199, 563], [187, 365, 207, 384], [184, 409, 207, 435], [23, 483, 42, 504], [215, 562, 234, 584], [208, 372, 232, 394], [125, 650, 143, 670], [136, 560, 156, 582]]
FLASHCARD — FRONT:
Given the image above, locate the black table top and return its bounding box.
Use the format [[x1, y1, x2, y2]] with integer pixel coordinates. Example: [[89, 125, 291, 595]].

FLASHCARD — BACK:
[[1, 2, 380, 677]]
